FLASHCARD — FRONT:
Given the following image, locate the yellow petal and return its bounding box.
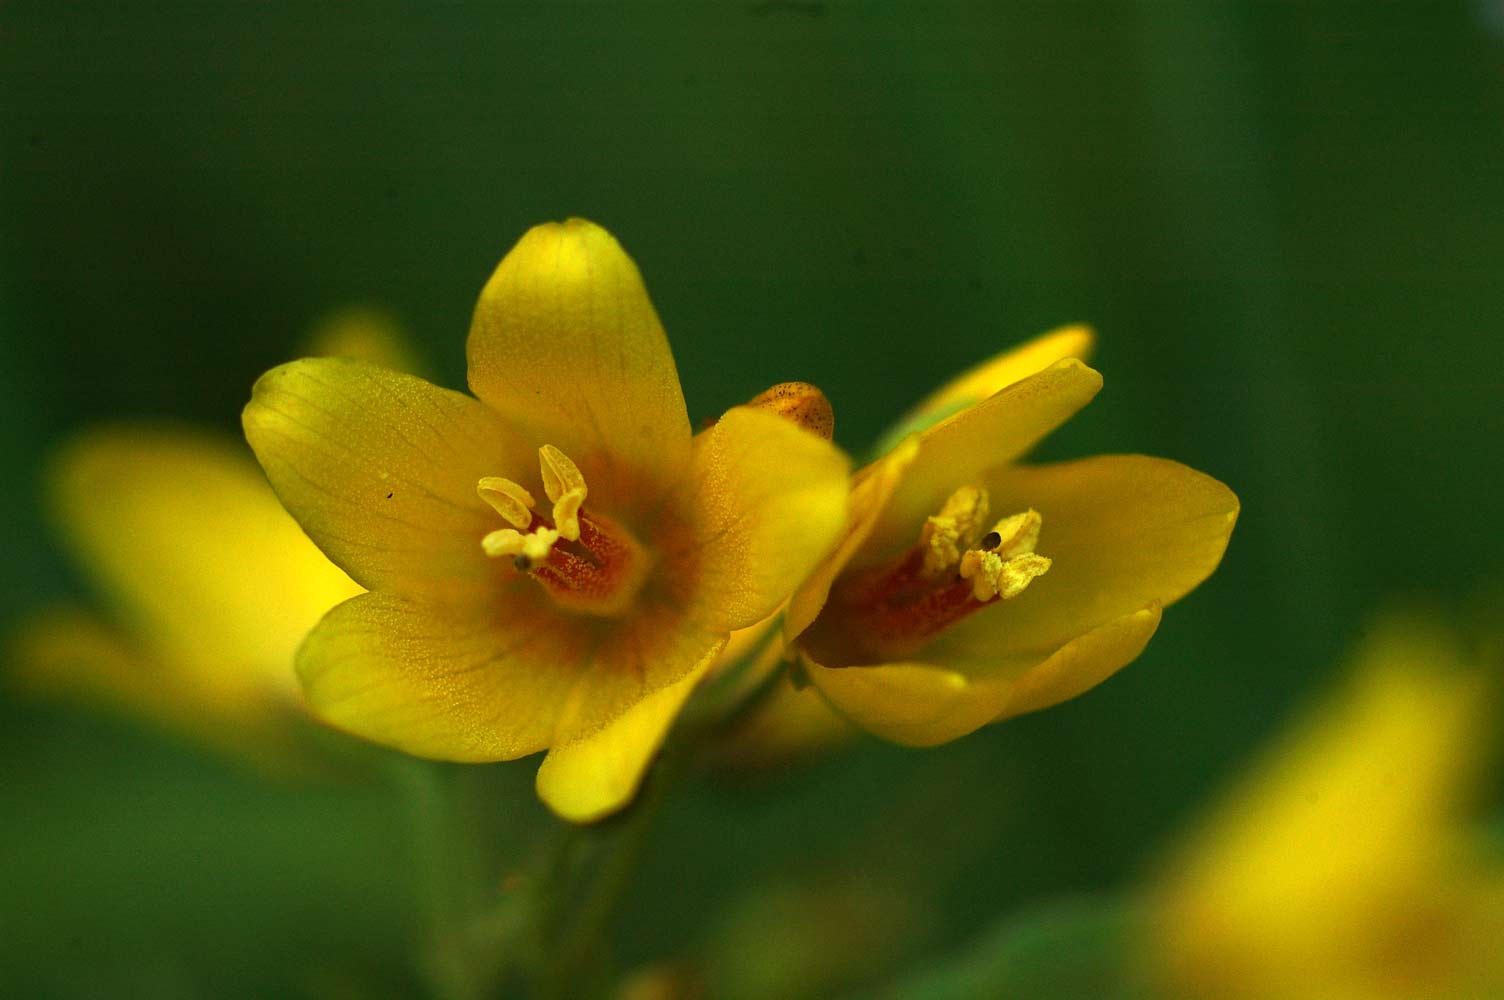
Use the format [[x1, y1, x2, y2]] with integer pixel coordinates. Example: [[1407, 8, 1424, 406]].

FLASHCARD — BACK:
[[784, 436, 919, 641], [938, 454, 1237, 656], [535, 637, 725, 823], [806, 604, 1161, 746], [297, 592, 723, 763], [46, 425, 362, 707], [466, 219, 692, 511], [871, 324, 1095, 454], [243, 358, 533, 605], [298, 590, 579, 761], [864, 359, 1103, 557], [676, 406, 851, 632], [802, 656, 996, 748], [990, 603, 1162, 719]]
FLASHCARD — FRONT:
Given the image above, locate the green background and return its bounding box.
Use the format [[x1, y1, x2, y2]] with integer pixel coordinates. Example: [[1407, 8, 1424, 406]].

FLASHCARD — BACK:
[[3, 2, 1501, 997]]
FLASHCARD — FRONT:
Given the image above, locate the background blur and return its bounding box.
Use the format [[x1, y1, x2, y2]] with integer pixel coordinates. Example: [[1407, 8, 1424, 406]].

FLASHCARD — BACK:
[[3, 2, 1502, 997]]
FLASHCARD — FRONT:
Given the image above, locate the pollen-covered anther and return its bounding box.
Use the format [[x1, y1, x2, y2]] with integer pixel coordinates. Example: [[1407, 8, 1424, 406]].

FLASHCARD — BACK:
[[919, 485, 990, 578], [481, 525, 559, 563], [958, 509, 1050, 601]]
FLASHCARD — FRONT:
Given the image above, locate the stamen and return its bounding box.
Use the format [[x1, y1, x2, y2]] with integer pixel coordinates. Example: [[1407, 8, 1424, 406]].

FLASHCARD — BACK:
[[482, 525, 559, 562], [959, 550, 1051, 601], [538, 445, 587, 541], [477, 476, 536, 529], [987, 509, 1042, 559], [816, 495, 1052, 662], [919, 485, 990, 578], [476, 445, 649, 616], [958, 509, 1050, 601], [539, 445, 585, 504]]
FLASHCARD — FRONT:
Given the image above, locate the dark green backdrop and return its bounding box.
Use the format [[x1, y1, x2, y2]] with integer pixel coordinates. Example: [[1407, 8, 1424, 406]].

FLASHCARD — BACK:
[[4, 2, 1502, 997]]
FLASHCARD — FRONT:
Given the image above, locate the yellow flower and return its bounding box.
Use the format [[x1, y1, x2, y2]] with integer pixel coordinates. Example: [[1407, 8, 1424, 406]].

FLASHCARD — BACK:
[[1146, 612, 1504, 1000], [784, 326, 1238, 746], [12, 426, 364, 763], [241, 219, 850, 822]]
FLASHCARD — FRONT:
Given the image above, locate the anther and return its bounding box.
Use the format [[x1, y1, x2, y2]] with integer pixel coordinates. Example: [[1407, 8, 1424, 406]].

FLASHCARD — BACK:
[[987, 509, 1042, 559], [476, 446, 649, 616], [919, 485, 991, 578], [482, 525, 559, 562], [478, 476, 536, 529], [539, 445, 586, 504], [958, 509, 1049, 601], [538, 445, 587, 541]]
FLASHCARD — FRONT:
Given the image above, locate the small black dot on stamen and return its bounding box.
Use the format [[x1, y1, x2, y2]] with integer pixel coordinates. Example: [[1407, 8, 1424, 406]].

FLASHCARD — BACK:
[[386, 492, 393, 499], [980, 531, 1002, 550], [512, 555, 532, 572]]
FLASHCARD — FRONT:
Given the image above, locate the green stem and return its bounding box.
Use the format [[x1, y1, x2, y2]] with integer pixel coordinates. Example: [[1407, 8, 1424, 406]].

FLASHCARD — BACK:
[[533, 762, 673, 1000], [530, 648, 785, 998], [395, 760, 529, 1000], [393, 639, 783, 999], [393, 759, 487, 1000]]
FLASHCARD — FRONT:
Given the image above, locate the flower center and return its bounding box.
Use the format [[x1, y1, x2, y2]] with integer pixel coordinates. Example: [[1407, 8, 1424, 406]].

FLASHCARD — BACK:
[[823, 485, 1051, 660], [477, 445, 649, 616]]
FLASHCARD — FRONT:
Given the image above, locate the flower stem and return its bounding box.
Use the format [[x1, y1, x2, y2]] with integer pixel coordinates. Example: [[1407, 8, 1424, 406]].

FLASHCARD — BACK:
[[395, 640, 785, 999], [533, 761, 672, 1000], [530, 650, 785, 998]]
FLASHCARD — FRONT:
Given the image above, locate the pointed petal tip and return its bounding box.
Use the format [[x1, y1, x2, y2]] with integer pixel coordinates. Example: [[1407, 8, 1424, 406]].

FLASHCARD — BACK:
[[535, 638, 723, 823]]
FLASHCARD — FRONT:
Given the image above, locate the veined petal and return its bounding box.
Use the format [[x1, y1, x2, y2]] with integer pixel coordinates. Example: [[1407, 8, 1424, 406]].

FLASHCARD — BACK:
[[784, 436, 919, 641], [864, 359, 1103, 558], [297, 590, 586, 761], [937, 454, 1237, 657], [805, 604, 1160, 746], [47, 425, 362, 705], [535, 638, 724, 823], [677, 407, 850, 633], [243, 358, 533, 605], [871, 325, 1095, 454], [297, 592, 724, 764], [466, 219, 691, 511]]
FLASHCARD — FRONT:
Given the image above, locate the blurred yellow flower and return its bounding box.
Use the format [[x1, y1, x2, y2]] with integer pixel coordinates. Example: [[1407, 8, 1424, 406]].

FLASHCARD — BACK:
[[785, 326, 1238, 746], [12, 427, 363, 763], [10, 309, 412, 765], [1147, 613, 1504, 1000], [305, 304, 425, 375], [242, 219, 850, 822]]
